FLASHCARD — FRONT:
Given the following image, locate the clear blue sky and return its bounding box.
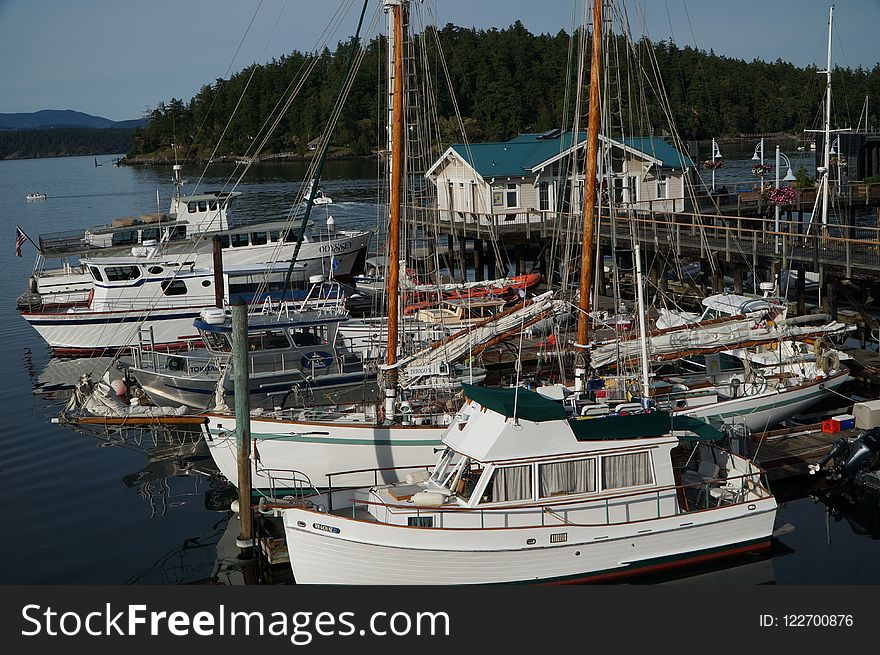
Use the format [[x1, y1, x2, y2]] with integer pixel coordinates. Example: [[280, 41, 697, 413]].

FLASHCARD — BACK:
[[1, 0, 877, 121]]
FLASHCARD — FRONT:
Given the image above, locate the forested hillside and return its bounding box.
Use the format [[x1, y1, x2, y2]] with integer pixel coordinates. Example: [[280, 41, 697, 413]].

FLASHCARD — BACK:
[[129, 21, 880, 160], [0, 128, 133, 160]]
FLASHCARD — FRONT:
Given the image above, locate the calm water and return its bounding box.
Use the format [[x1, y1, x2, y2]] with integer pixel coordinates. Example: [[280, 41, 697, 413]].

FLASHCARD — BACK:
[[1, 154, 878, 584]]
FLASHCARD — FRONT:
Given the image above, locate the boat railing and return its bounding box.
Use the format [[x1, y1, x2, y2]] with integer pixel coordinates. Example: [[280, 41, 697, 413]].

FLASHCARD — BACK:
[[336, 469, 771, 527], [132, 345, 216, 375], [256, 466, 323, 504], [325, 464, 436, 512]]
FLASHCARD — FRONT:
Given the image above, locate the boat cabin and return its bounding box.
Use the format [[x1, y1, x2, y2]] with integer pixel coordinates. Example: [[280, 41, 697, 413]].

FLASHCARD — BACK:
[[414, 297, 506, 325], [315, 385, 768, 531]]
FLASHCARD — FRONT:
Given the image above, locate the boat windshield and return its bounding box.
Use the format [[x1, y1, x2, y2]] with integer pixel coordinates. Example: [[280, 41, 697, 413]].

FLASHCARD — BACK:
[[430, 448, 455, 485]]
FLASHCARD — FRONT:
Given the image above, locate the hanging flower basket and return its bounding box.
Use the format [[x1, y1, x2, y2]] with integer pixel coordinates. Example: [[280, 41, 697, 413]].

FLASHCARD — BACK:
[[830, 156, 847, 169], [768, 186, 798, 205], [752, 163, 772, 176], [703, 159, 724, 170]]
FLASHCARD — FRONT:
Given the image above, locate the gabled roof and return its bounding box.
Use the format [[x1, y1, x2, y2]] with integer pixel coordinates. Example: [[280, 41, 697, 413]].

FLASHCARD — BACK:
[[620, 137, 695, 169], [429, 131, 692, 180]]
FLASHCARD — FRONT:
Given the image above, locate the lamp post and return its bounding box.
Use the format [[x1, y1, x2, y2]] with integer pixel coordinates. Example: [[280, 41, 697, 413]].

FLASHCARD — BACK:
[[711, 137, 722, 192], [774, 145, 797, 254]]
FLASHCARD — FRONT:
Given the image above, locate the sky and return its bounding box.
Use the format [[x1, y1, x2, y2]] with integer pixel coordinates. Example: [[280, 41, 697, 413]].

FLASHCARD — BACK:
[[0, 0, 878, 121]]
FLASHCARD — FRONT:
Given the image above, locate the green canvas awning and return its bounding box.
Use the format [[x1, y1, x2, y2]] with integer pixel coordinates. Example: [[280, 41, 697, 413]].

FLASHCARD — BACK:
[[569, 410, 673, 440], [670, 415, 725, 441], [461, 384, 568, 422]]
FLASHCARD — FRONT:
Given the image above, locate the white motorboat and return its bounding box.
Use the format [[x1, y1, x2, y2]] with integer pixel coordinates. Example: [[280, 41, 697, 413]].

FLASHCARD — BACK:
[[18, 167, 371, 310], [26, 193, 47, 201], [129, 298, 376, 411], [276, 384, 777, 584], [19, 256, 339, 354]]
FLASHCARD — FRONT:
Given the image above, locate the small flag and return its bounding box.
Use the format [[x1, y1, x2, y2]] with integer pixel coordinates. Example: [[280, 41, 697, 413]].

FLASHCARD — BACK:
[[15, 225, 28, 257], [331, 254, 339, 272]]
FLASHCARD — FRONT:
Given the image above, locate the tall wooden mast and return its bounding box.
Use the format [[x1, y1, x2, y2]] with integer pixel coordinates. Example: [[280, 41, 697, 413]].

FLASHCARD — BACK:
[[384, 0, 405, 418], [575, 0, 603, 390]]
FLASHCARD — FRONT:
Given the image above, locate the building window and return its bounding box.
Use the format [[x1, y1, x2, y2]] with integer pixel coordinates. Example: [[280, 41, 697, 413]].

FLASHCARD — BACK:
[[485, 464, 533, 503], [601, 452, 653, 490], [160, 280, 188, 296], [539, 181, 550, 211], [539, 458, 596, 497], [506, 183, 518, 208], [656, 174, 668, 200], [492, 187, 505, 208]]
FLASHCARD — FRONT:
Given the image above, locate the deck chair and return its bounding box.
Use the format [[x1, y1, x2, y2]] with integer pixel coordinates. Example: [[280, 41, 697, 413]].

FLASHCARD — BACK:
[[682, 460, 719, 487]]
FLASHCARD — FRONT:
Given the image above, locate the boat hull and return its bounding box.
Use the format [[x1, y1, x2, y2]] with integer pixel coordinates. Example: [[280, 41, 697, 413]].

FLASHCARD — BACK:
[[22, 306, 206, 354], [203, 414, 447, 489], [281, 499, 777, 584], [679, 369, 850, 432]]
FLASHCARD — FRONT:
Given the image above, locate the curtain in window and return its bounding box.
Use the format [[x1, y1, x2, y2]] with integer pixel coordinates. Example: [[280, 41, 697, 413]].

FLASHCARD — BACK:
[[491, 465, 532, 502], [539, 459, 596, 497], [602, 452, 652, 489]]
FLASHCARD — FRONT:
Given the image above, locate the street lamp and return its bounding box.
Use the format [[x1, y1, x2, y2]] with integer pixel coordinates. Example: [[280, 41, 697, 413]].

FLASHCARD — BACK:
[[774, 145, 797, 253], [711, 137, 722, 192]]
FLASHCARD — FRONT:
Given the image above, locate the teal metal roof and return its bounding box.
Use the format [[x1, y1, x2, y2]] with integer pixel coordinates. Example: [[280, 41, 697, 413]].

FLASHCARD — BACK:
[[448, 132, 692, 178], [621, 137, 694, 169]]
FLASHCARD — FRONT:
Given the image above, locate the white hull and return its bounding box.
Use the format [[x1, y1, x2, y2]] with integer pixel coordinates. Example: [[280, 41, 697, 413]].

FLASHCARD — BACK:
[[22, 305, 207, 354], [30, 231, 371, 305], [679, 369, 850, 432], [203, 414, 447, 489], [282, 499, 776, 584]]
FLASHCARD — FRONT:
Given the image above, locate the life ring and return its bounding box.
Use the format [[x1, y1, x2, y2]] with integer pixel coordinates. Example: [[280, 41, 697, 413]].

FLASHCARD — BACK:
[[167, 356, 186, 371]]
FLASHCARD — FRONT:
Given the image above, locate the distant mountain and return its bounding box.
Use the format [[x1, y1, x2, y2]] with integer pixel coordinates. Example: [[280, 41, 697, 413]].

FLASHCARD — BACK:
[[0, 110, 147, 131]]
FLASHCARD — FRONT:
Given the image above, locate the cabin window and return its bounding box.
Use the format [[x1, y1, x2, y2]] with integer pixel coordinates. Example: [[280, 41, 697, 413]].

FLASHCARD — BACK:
[[103, 266, 141, 282], [209, 200, 218, 211], [456, 461, 485, 501], [147, 266, 164, 275], [89, 266, 104, 282], [141, 228, 159, 241], [539, 458, 596, 497], [601, 452, 653, 490], [160, 279, 188, 296], [197, 201, 208, 212], [289, 326, 328, 347], [218, 234, 230, 249], [111, 230, 137, 246], [231, 233, 249, 248], [283, 230, 298, 243], [250, 231, 268, 246], [538, 181, 550, 211], [248, 330, 290, 351], [168, 226, 187, 241], [484, 464, 533, 503], [506, 183, 518, 208], [201, 280, 212, 287], [203, 331, 230, 352], [187, 202, 197, 213], [269, 230, 281, 242], [407, 516, 433, 528]]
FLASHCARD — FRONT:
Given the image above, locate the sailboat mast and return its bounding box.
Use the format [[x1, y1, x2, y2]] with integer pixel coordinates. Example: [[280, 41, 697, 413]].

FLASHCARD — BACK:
[[575, 0, 603, 390], [384, 0, 405, 417], [821, 4, 834, 228]]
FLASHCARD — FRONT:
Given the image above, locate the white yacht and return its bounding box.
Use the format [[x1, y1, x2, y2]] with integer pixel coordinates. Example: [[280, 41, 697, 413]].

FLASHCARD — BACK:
[[275, 384, 777, 584], [18, 168, 371, 310]]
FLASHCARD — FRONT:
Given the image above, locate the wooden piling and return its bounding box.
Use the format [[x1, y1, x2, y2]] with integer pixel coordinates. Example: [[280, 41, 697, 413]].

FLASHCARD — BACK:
[[231, 299, 254, 561]]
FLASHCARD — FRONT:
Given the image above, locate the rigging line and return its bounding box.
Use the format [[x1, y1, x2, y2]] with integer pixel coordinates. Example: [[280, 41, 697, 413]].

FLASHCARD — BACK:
[[278, 0, 372, 304], [181, 0, 268, 166]]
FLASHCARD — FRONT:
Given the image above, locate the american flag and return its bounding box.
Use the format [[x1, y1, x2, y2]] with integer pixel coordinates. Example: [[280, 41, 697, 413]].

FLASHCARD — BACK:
[[15, 225, 28, 257]]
